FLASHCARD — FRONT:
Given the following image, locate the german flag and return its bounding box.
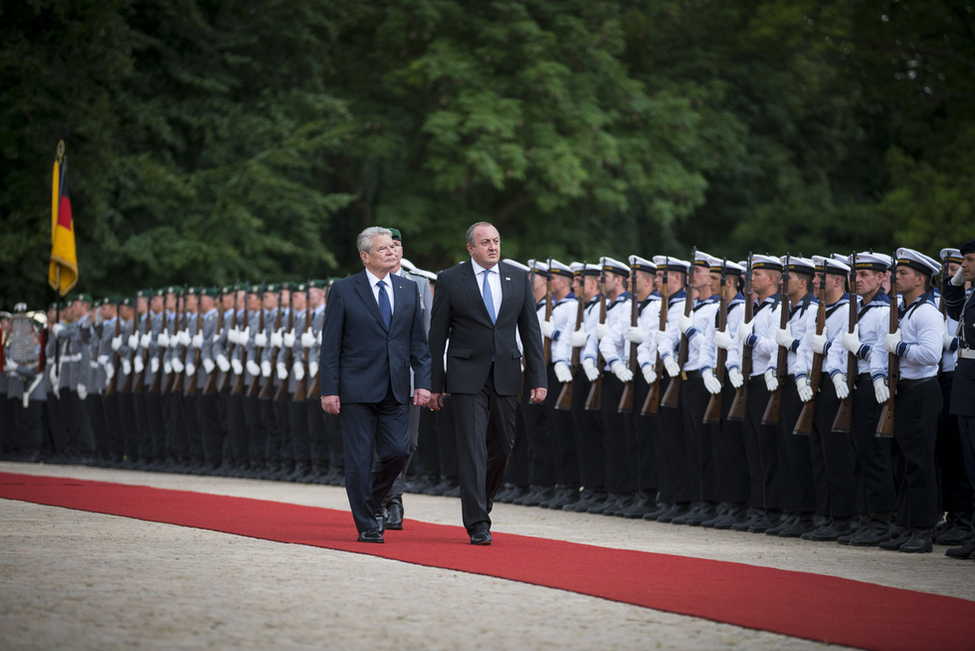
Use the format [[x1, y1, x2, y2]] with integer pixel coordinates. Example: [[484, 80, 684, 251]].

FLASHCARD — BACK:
[[49, 140, 78, 296]]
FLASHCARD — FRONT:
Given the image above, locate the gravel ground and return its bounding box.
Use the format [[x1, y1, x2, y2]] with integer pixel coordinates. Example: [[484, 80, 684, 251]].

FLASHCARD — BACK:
[[2, 461, 972, 650]]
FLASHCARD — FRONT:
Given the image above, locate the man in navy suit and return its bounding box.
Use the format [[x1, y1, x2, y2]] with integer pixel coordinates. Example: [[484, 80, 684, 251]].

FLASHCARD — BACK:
[[428, 222, 547, 544], [319, 227, 432, 543]]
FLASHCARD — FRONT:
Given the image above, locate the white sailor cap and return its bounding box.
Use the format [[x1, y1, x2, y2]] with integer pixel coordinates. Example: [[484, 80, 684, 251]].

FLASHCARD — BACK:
[[751, 254, 783, 272], [652, 255, 691, 273], [855, 251, 892, 272], [400, 258, 417, 272], [527, 259, 549, 276], [693, 250, 716, 268], [571, 262, 602, 277], [896, 247, 941, 277], [600, 256, 630, 277], [628, 255, 655, 273], [708, 258, 746, 275], [830, 253, 856, 265], [411, 268, 438, 282], [782, 255, 817, 275], [548, 258, 574, 279], [940, 248, 963, 265], [502, 258, 530, 273], [812, 255, 851, 275]]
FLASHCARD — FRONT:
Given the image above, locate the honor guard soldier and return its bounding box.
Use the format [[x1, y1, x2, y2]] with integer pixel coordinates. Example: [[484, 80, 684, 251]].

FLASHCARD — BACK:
[[193, 287, 223, 470], [3, 304, 47, 461], [115, 295, 139, 466], [943, 238, 975, 559], [878, 248, 945, 553]]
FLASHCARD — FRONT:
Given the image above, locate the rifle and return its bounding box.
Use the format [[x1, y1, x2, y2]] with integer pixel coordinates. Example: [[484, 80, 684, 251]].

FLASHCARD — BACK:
[[105, 300, 122, 397], [640, 258, 668, 416], [876, 254, 898, 438], [274, 286, 294, 401], [185, 291, 203, 397], [618, 260, 639, 413], [937, 252, 949, 377], [556, 265, 586, 411], [171, 286, 188, 394], [703, 260, 728, 424], [293, 282, 311, 402], [202, 289, 223, 395], [307, 282, 328, 399], [584, 266, 607, 410], [544, 259, 553, 366], [793, 272, 828, 435], [148, 300, 168, 394], [231, 286, 249, 396], [133, 297, 152, 392], [727, 254, 754, 421], [831, 254, 857, 433], [762, 254, 790, 424], [261, 284, 284, 399], [662, 248, 696, 408]]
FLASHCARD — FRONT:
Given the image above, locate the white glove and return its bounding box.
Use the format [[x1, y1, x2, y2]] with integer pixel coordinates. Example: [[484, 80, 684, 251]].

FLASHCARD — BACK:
[[884, 329, 903, 355], [642, 364, 657, 385], [111, 336, 123, 351], [811, 332, 828, 355], [540, 320, 555, 339], [270, 329, 284, 349], [582, 357, 599, 382], [128, 334, 139, 349], [140, 333, 151, 348], [122, 358, 132, 376], [764, 367, 778, 392], [185, 362, 196, 377], [775, 326, 794, 349], [150, 357, 160, 374], [231, 358, 243, 376], [293, 362, 305, 381], [203, 358, 215, 375], [842, 325, 862, 355], [216, 355, 230, 373], [276, 362, 288, 380], [874, 377, 890, 404], [240, 327, 251, 345], [301, 331, 317, 348], [52, 323, 64, 338], [177, 330, 191, 347], [104, 363, 114, 382], [246, 360, 261, 377], [625, 326, 646, 345], [227, 328, 239, 345], [254, 332, 268, 348], [158, 331, 171, 348], [98, 354, 110, 367], [261, 360, 272, 377], [283, 330, 296, 347], [951, 267, 965, 286], [134, 356, 145, 374], [737, 320, 754, 343], [678, 314, 693, 334], [663, 355, 680, 377], [704, 369, 722, 395], [163, 360, 173, 375], [611, 360, 633, 383], [593, 322, 610, 340], [728, 366, 744, 389], [832, 373, 849, 400], [714, 329, 734, 350], [570, 327, 588, 347], [49, 365, 58, 388], [308, 361, 319, 379], [192, 332, 203, 349], [76, 384, 87, 400], [554, 361, 573, 383], [797, 375, 813, 402], [171, 358, 184, 374]]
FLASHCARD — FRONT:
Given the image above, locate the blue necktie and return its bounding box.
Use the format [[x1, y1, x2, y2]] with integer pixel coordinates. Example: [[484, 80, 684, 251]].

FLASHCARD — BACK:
[[377, 279, 391, 329], [482, 270, 496, 323]]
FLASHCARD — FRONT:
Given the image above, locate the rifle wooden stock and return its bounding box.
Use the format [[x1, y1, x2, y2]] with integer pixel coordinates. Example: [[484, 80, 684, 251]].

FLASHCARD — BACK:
[[793, 281, 828, 436], [555, 381, 573, 410], [703, 269, 729, 425], [762, 258, 790, 425], [832, 257, 858, 433], [876, 267, 898, 439], [618, 262, 641, 413], [661, 283, 693, 409], [585, 276, 608, 411], [557, 278, 589, 412], [727, 255, 754, 422], [640, 269, 669, 417]]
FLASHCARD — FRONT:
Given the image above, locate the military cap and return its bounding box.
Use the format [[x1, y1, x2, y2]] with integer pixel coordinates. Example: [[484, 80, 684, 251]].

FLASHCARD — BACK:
[[651, 255, 690, 274], [601, 256, 631, 277], [527, 259, 550, 277], [709, 258, 746, 276], [812, 255, 851, 276], [503, 258, 530, 273], [548, 259, 574, 279], [855, 252, 892, 272], [783, 255, 817, 275], [293, 281, 308, 292], [693, 251, 715, 268], [940, 248, 963, 265], [751, 254, 783, 273], [265, 283, 279, 293], [184, 286, 198, 296], [164, 285, 182, 296], [247, 283, 262, 294], [571, 262, 602, 277], [386, 227, 403, 241], [896, 247, 941, 277], [309, 279, 329, 289], [121, 296, 134, 307], [400, 258, 417, 272], [628, 255, 655, 274], [74, 293, 93, 304], [959, 239, 975, 256], [198, 287, 218, 297]]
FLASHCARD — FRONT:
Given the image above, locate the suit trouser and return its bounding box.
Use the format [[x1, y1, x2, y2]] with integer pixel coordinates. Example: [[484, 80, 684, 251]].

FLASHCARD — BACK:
[[778, 379, 816, 514], [681, 374, 716, 503], [936, 372, 972, 520], [744, 377, 778, 510], [388, 401, 421, 498], [341, 386, 410, 533], [851, 374, 895, 515], [810, 380, 857, 519], [452, 371, 517, 533], [435, 399, 459, 481], [413, 405, 440, 477], [892, 378, 942, 527], [632, 375, 658, 495]]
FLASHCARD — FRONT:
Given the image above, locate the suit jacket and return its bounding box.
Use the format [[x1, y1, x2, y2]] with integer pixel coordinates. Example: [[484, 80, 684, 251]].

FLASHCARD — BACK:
[[319, 270, 432, 404], [429, 260, 546, 396]]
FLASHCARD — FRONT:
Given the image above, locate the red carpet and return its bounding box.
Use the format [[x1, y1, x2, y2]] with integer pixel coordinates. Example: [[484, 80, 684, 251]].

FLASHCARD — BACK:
[[2, 471, 972, 650]]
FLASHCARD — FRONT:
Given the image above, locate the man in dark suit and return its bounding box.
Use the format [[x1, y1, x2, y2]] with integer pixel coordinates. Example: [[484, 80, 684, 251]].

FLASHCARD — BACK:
[[428, 222, 547, 545], [319, 227, 432, 543]]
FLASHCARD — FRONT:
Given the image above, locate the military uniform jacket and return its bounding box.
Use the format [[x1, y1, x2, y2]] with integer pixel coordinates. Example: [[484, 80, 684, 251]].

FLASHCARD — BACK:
[[945, 284, 975, 416]]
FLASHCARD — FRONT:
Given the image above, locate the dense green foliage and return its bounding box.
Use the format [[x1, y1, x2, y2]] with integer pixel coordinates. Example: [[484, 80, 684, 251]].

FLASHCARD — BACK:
[[2, 0, 973, 307]]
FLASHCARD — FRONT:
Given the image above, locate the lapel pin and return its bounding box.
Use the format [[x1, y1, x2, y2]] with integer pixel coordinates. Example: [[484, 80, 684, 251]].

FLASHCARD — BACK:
[[505, 277, 510, 281]]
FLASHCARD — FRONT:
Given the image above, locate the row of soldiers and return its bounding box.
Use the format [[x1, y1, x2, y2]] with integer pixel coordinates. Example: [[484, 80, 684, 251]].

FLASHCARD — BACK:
[[2, 239, 973, 558]]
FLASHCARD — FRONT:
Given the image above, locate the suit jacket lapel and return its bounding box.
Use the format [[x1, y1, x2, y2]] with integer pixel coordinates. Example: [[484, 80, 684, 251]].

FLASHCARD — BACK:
[[461, 261, 495, 325], [353, 271, 388, 331], [389, 274, 411, 332], [496, 261, 516, 322]]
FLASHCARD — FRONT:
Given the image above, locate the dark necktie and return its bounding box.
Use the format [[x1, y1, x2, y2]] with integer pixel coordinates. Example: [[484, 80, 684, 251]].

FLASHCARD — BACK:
[[377, 280, 391, 329]]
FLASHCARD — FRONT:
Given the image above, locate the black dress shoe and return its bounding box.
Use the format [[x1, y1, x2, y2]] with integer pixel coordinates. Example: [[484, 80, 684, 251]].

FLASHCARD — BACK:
[[945, 539, 975, 559], [385, 501, 404, 530], [778, 515, 815, 538], [934, 525, 972, 546], [847, 519, 892, 547], [357, 529, 384, 543], [470, 528, 492, 545], [898, 527, 933, 553], [879, 528, 912, 551]]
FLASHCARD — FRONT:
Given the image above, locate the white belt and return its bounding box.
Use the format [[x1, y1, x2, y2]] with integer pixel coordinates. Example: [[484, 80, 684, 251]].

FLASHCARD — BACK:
[[959, 348, 975, 360]]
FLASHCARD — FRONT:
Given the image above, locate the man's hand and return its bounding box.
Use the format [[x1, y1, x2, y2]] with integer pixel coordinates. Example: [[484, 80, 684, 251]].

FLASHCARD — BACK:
[[321, 395, 340, 415], [530, 387, 547, 403], [428, 392, 444, 411], [413, 388, 431, 407]]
